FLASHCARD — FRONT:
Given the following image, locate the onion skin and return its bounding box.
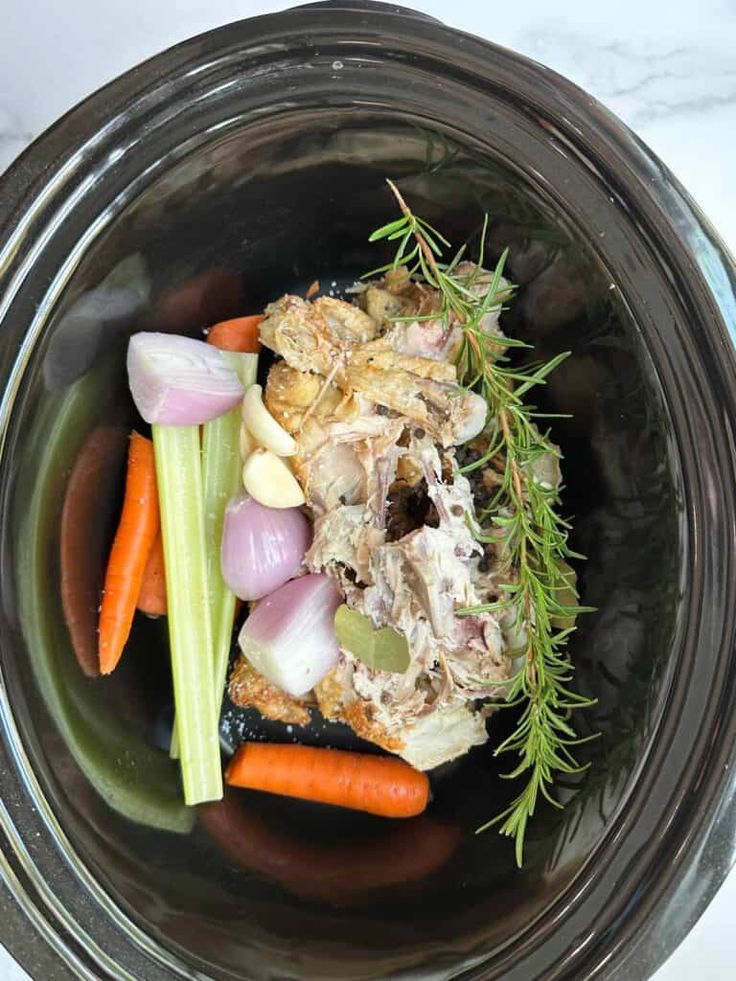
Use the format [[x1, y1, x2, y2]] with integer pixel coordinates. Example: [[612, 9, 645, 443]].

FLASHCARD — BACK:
[[220, 495, 311, 601], [239, 573, 342, 697], [127, 332, 244, 425]]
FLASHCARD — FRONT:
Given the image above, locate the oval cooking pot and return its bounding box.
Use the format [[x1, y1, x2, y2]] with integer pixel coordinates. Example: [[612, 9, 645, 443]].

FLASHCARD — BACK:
[[0, 3, 735, 979]]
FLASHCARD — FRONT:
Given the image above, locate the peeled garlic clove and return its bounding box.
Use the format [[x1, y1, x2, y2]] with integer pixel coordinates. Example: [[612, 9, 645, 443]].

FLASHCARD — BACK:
[[242, 384, 297, 457], [243, 448, 305, 508], [239, 422, 255, 461]]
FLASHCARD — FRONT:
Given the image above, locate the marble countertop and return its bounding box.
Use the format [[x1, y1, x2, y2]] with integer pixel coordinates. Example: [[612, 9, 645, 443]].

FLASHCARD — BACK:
[[1, 1, 734, 978]]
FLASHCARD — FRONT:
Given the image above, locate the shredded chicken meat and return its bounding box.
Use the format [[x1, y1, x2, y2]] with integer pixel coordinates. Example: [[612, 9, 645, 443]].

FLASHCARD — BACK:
[[229, 268, 516, 769]]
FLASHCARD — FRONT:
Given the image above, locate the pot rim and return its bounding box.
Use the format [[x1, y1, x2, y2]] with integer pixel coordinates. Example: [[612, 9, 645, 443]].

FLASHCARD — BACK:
[[1, 4, 735, 980]]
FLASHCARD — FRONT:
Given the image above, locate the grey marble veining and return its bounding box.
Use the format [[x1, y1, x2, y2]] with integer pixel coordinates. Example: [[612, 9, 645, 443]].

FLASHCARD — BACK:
[[1, 1, 734, 249], [521, 33, 736, 127]]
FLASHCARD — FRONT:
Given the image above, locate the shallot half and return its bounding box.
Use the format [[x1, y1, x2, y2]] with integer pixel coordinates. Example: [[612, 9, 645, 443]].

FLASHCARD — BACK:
[[238, 574, 342, 697], [127, 332, 244, 425]]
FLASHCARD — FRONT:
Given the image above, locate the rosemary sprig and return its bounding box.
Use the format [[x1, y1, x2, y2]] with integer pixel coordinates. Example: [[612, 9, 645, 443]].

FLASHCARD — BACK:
[[369, 180, 595, 866]]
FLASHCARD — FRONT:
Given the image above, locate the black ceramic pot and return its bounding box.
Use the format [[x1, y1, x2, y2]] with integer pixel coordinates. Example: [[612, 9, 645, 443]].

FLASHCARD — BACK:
[[1, 3, 735, 979]]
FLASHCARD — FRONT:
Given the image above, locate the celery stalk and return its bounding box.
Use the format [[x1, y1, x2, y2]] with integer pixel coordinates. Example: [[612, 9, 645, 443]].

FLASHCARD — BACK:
[[153, 424, 222, 804], [168, 353, 258, 761], [203, 352, 258, 715]]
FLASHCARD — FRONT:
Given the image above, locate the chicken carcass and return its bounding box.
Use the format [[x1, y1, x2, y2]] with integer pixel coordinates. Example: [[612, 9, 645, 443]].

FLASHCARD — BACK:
[[260, 292, 488, 448], [230, 280, 514, 769]]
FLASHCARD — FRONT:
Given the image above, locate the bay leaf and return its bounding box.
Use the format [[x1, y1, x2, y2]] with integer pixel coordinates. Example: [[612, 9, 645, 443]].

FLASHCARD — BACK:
[[334, 605, 410, 674]]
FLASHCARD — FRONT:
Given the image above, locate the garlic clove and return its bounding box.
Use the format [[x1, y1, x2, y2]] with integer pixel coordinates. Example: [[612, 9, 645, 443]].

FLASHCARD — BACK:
[[239, 422, 256, 461], [242, 384, 297, 457], [242, 448, 305, 508]]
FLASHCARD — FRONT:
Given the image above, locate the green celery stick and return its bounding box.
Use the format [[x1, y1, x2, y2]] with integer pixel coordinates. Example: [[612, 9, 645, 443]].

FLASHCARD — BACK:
[[153, 424, 222, 804], [203, 352, 258, 716], [169, 353, 258, 761]]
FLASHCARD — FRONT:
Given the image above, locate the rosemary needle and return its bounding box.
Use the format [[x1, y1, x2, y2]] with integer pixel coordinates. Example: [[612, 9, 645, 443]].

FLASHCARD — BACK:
[[367, 180, 595, 866]]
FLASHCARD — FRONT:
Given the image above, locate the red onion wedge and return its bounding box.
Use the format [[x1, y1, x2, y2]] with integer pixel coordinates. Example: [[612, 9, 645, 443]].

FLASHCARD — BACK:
[[221, 495, 311, 601], [239, 574, 342, 697], [127, 332, 244, 425]]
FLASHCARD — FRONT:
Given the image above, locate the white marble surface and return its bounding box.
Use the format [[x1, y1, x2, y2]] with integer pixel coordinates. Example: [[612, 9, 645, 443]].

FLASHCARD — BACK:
[[0, 1, 734, 978]]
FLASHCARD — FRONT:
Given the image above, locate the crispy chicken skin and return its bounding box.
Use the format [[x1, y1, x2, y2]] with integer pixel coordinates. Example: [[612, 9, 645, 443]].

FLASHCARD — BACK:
[[229, 658, 312, 727], [259, 289, 488, 448]]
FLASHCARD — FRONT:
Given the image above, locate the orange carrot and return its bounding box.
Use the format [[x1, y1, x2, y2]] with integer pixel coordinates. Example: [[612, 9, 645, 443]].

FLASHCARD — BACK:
[[136, 529, 167, 617], [98, 432, 160, 674], [225, 743, 430, 819], [206, 315, 263, 353], [135, 536, 245, 621]]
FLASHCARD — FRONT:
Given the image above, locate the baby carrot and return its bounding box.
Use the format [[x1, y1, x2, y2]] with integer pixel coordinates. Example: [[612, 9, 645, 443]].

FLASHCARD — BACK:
[[206, 315, 263, 353], [225, 743, 430, 819], [98, 432, 160, 674], [136, 529, 167, 617]]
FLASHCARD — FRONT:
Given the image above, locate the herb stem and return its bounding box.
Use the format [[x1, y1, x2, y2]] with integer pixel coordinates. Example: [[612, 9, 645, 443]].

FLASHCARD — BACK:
[[387, 179, 441, 275], [370, 181, 594, 865]]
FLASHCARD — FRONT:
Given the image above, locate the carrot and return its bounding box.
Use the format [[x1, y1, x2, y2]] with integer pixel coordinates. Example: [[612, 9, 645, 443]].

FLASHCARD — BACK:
[[199, 793, 459, 904], [98, 432, 160, 674], [136, 541, 239, 621], [60, 426, 129, 677], [206, 315, 263, 353], [136, 529, 167, 617], [135, 516, 246, 625], [225, 743, 430, 819], [156, 268, 244, 335]]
